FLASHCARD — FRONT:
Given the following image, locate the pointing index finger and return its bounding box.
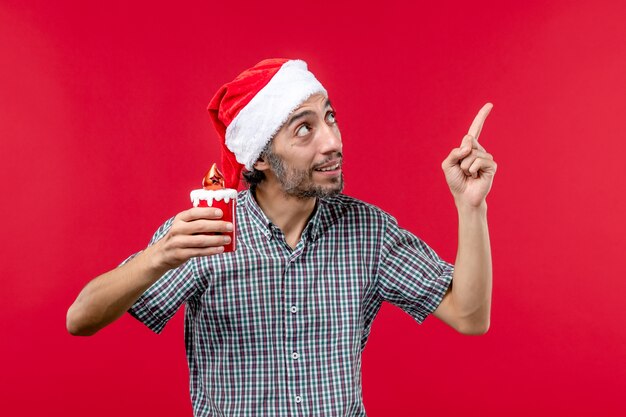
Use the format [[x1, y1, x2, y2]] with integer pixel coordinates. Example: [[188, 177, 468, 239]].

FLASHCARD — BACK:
[[467, 103, 493, 141]]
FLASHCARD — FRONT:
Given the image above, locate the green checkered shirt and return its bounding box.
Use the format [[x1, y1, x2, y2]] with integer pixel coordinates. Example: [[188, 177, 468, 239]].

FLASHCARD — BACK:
[[128, 190, 453, 416]]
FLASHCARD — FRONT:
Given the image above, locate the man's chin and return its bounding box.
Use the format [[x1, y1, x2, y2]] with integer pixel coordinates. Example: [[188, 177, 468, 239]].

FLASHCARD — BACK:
[[312, 177, 344, 198], [285, 180, 344, 200]]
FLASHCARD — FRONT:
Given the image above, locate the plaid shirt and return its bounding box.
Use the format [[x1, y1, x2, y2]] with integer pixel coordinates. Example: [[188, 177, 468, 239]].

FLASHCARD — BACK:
[[128, 190, 453, 416]]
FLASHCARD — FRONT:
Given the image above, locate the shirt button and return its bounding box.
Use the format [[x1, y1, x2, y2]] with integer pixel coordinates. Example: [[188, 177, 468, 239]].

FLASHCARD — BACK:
[[295, 396, 302, 403], [290, 306, 298, 313], [292, 352, 299, 360]]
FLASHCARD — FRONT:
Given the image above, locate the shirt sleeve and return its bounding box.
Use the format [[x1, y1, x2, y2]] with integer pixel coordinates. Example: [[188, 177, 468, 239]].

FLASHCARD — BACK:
[[376, 214, 454, 324], [122, 218, 203, 334]]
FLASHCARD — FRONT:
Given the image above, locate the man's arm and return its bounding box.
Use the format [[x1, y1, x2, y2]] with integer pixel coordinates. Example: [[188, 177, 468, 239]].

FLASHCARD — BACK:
[[433, 203, 491, 334], [433, 103, 497, 335], [66, 207, 232, 336]]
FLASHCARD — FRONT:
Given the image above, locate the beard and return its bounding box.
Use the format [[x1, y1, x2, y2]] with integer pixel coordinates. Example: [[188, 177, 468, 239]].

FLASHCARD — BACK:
[[265, 151, 344, 200]]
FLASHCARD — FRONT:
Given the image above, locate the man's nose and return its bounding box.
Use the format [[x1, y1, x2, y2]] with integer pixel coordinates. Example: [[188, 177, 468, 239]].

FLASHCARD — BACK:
[[319, 123, 342, 154]]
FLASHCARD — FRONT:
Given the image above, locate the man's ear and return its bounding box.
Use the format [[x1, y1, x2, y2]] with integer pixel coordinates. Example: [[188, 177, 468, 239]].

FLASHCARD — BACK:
[[253, 155, 270, 172]]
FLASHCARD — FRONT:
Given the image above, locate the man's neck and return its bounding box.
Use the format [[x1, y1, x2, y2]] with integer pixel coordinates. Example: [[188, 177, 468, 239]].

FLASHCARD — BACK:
[[253, 182, 317, 249]]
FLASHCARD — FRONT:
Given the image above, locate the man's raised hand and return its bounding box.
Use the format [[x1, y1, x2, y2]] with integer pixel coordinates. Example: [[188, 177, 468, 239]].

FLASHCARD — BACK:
[[441, 103, 498, 208]]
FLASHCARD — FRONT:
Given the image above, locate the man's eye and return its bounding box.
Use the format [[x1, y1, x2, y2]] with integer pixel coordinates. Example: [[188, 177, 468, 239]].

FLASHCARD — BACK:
[[296, 124, 311, 137], [326, 112, 336, 123]]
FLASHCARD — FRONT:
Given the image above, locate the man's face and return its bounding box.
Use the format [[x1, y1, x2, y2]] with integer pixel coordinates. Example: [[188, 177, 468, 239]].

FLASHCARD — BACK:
[[262, 93, 343, 199]]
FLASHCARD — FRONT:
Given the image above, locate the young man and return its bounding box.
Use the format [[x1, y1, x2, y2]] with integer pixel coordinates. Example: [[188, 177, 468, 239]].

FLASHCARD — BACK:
[[67, 58, 497, 416]]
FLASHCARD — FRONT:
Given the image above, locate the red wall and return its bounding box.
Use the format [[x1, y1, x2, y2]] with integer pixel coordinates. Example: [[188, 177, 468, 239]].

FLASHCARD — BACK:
[[2, 0, 625, 415]]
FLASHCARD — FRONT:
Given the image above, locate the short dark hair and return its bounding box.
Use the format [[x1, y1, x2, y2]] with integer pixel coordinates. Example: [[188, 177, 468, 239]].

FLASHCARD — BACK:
[[242, 167, 266, 189], [241, 141, 272, 190]]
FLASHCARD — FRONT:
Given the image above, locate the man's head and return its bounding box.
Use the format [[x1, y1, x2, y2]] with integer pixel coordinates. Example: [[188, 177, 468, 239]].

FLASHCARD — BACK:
[[208, 59, 341, 198], [249, 93, 343, 199]]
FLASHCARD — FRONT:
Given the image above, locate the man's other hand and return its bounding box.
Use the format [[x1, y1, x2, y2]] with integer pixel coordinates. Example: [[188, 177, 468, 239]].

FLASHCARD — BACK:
[[441, 103, 498, 209], [149, 207, 234, 272]]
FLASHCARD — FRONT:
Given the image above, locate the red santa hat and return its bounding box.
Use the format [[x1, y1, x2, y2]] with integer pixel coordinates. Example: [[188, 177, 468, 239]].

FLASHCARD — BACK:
[[208, 58, 327, 189]]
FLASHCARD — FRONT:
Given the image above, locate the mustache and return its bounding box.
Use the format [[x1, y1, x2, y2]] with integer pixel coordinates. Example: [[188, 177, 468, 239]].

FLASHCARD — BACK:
[[312, 153, 343, 170]]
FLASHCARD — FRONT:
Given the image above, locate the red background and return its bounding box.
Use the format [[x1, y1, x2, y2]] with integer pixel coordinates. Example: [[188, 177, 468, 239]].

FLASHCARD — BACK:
[[2, 0, 625, 415]]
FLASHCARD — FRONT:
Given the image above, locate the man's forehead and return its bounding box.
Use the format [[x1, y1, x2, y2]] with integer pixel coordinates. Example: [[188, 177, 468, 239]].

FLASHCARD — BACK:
[[283, 95, 333, 129], [291, 93, 332, 112]]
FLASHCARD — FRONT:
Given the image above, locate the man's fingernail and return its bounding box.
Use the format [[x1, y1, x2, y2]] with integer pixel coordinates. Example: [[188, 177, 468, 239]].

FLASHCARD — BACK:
[[215, 209, 223, 217], [225, 223, 233, 231]]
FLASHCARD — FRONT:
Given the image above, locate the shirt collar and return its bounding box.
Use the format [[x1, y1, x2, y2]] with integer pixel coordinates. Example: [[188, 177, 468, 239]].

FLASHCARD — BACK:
[[240, 189, 272, 239], [241, 189, 324, 243]]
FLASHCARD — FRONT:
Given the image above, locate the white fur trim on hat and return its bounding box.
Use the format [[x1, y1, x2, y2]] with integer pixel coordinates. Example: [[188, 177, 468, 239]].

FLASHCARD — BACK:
[[225, 60, 327, 170]]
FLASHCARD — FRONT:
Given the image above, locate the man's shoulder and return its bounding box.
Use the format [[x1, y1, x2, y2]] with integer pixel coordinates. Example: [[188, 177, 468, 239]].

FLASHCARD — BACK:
[[320, 193, 393, 223]]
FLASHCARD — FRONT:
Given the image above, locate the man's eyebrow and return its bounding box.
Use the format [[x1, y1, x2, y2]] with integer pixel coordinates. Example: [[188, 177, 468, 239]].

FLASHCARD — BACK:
[[286, 110, 315, 127], [286, 99, 334, 127]]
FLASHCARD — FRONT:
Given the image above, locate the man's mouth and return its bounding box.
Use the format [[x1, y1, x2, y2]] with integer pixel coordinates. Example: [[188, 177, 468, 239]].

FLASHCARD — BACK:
[[314, 160, 342, 172]]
